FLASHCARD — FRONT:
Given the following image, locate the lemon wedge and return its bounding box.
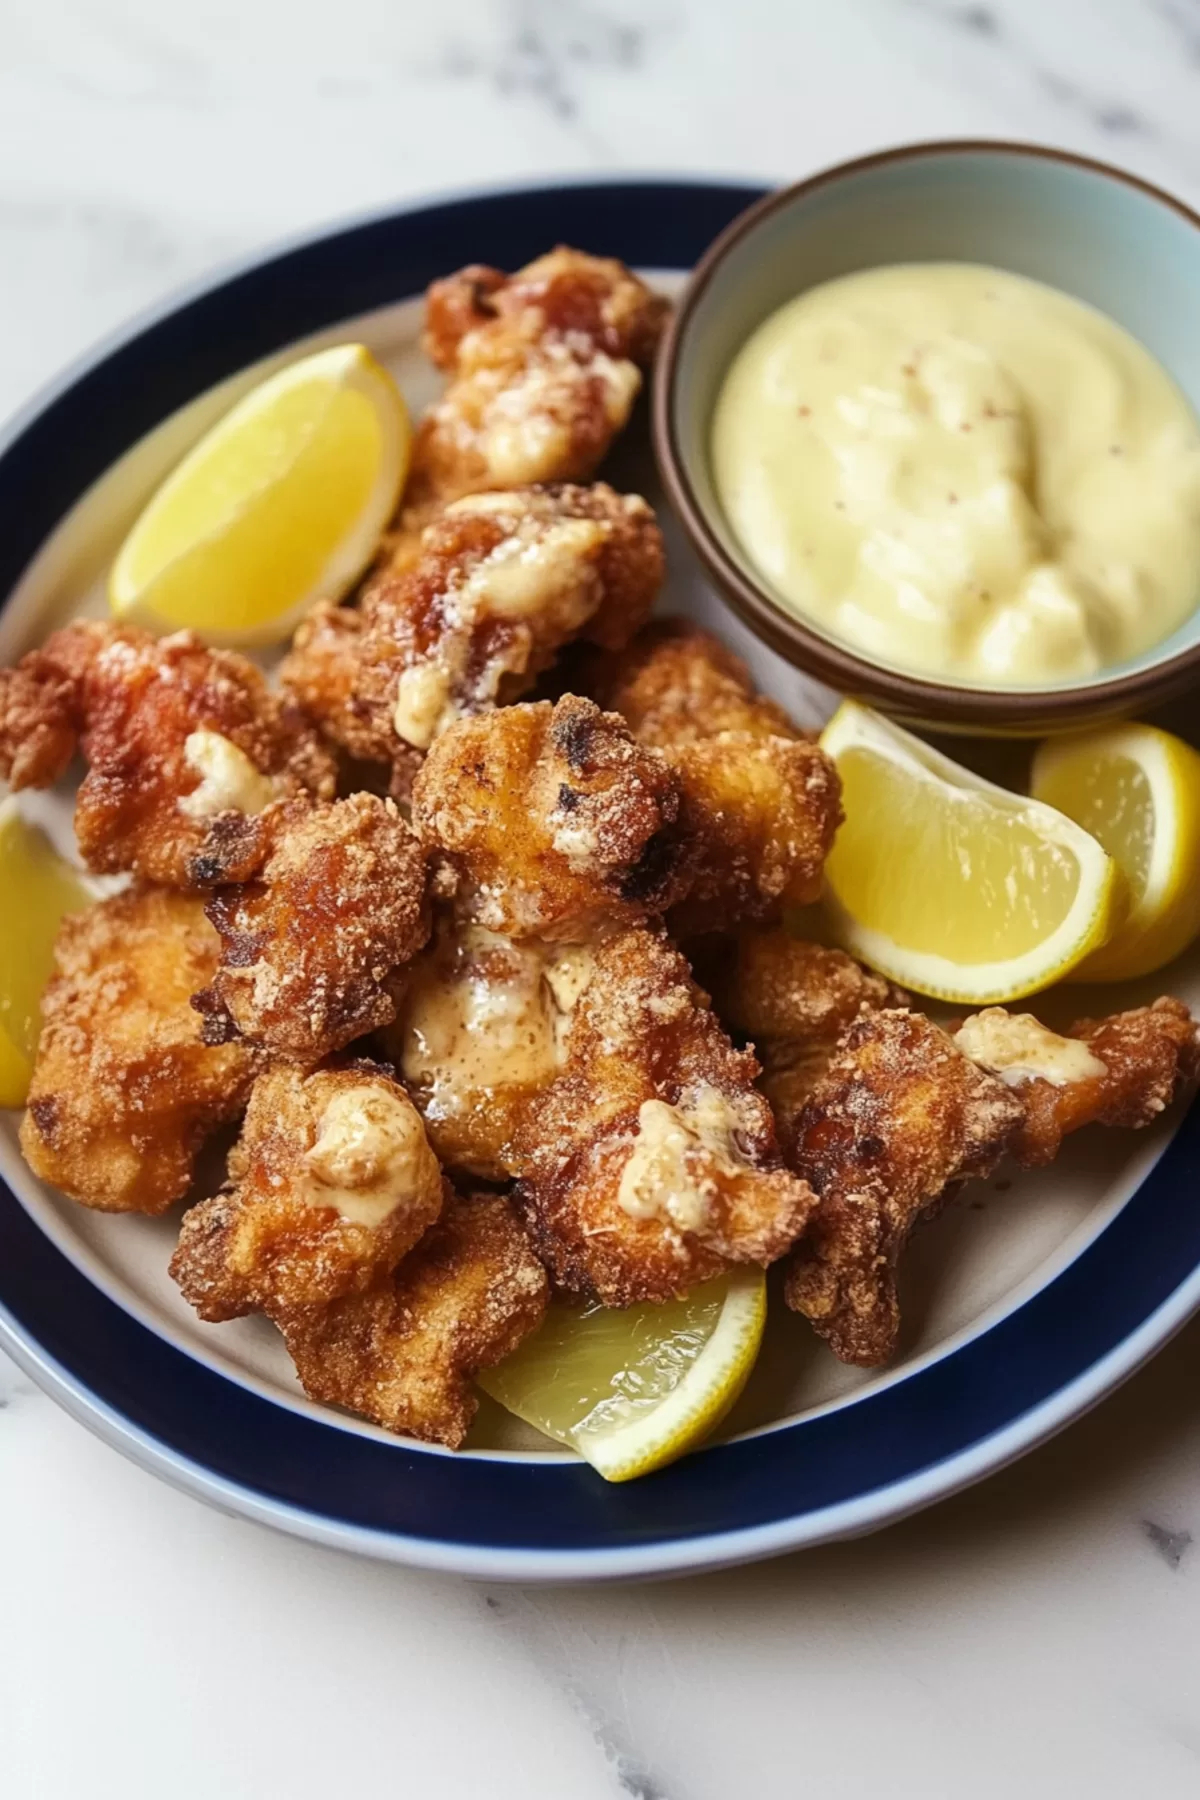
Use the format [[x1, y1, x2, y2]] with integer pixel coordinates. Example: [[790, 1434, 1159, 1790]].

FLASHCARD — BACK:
[[479, 1269, 765, 1482], [0, 801, 93, 1107], [110, 344, 410, 646], [818, 701, 1122, 1004], [1032, 723, 1200, 982]]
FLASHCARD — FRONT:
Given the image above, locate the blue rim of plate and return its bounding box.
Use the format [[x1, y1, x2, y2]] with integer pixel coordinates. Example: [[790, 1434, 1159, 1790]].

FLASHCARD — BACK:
[[3, 174, 1200, 1581]]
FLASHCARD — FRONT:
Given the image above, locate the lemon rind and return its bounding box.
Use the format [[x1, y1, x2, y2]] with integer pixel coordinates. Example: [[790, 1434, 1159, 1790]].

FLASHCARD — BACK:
[[109, 344, 408, 648], [573, 1270, 767, 1483], [819, 701, 1121, 1004], [1035, 725, 1200, 983]]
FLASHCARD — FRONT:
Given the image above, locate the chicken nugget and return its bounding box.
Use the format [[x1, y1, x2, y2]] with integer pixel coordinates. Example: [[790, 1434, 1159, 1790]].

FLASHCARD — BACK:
[[784, 1009, 1024, 1366], [282, 483, 664, 790], [411, 695, 689, 940], [403, 247, 668, 520], [20, 887, 256, 1214], [276, 1191, 549, 1447], [513, 928, 817, 1305], [697, 930, 909, 1152], [170, 1060, 445, 1320], [591, 618, 801, 748], [589, 620, 842, 934], [193, 794, 429, 1066], [955, 998, 1199, 1166], [383, 918, 596, 1181], [0, 622, 335, 888]]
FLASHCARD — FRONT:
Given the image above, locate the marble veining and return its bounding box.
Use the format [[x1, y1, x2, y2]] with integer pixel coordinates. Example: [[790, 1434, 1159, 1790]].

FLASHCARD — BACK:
[[431, 0, 654, 122], [4, 4, 1200, 1797], [1143, 1519, 1195, 1570]]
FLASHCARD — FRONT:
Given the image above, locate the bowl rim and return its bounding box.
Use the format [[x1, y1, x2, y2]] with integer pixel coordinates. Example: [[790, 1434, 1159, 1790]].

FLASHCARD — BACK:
[[652, 137, 1200, 729]]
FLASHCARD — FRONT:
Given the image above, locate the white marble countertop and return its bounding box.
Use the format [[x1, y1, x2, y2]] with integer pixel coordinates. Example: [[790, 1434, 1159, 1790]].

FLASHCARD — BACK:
[[4, 2, 1200, 1795]]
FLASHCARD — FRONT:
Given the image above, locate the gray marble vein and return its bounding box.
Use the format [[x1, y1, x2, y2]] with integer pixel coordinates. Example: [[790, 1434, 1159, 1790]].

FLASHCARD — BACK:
[[0, 1350, 39, 1411], [481, 1588, 681, 1799], [1143, 1520, 1194, 1570], [876, 0, 1200, 181]]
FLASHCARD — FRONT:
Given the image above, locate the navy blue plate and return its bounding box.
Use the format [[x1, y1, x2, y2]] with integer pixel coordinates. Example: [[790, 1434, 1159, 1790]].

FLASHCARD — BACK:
[[2, 179, 1199, 1579]]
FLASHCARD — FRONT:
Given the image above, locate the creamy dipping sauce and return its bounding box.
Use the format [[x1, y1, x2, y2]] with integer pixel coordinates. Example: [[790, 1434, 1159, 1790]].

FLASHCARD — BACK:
[[711, 264, 1200, 684]]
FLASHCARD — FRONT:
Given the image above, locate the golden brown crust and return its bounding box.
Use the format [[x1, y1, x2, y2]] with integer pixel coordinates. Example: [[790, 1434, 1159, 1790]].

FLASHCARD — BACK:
[[411, 696, 690, 940], [697, 930, 909, 1152], [783, 1009, 1024, 1366], [421, 264, 508, 370], [278, 601, 398, 773], [588, 620, 843, 934], [276, 1191, 550, 1447], [403, 247, 669, 519], [382, 918, 588, 1182], [193, 794, 429, 1066], [170, 1060, 445, 1320], [957, 997, 1200, 1167], [513, 928, 817, 1305], [0, 620, 100, 788], [668, 736, 843, 937], [20, 887, 256, 1214], [281, 483, 664, 789], [0, 622, 336, 888], [590, 618, 804, 748]]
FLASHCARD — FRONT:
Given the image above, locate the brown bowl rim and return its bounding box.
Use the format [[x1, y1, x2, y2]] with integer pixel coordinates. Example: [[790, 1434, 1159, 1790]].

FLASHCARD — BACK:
[[652, 137, 1200, 729]]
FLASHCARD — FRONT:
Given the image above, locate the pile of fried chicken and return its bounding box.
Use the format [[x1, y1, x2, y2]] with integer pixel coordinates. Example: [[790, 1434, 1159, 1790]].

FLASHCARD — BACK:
[[2, 248, 1196, 1451]]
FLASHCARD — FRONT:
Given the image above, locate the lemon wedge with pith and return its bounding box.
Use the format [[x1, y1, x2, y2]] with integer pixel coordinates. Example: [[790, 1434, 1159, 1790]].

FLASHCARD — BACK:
[[818, 701, 1122, 1004], [479, 1269, 765, 1482], [110, 343, 409, 646], [1032, 723, 1200, 982], [0, 801, 92, 1108]]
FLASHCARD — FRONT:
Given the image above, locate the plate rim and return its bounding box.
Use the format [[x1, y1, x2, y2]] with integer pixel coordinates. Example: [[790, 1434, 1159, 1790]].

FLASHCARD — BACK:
[[3, 171, 1199, 1582]]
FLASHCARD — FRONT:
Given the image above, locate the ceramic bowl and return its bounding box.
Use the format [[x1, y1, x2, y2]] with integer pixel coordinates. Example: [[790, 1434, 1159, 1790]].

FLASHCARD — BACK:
[[653, 140, 1200, 734]]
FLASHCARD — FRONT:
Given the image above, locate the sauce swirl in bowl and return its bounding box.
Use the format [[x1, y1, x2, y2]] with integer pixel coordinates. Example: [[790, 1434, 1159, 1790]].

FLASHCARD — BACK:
[[711, 263, 1200, 686]]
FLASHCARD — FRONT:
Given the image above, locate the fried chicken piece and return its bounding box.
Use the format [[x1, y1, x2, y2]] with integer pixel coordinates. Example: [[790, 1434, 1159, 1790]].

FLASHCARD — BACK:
[[192, 794, 429, 1066], [955, 999, 1199, 1166], [592, 618, 802, 747], [20, 887, 256, 1214], [697, 930, 909, 1153], [282, 483, 664, 791], [412, 695, 689, 940], [171, 1060, 445, 1321], [403, 247, 668, 521], [383, 919, 596, 1181], [513, 928, 817, 1305], [783, 1009, 1024, 1366], [589, 621, 842, 935], [0, 622, 335, 888], [0, 617, 100, 788], [276, 1191, 549, 1447]]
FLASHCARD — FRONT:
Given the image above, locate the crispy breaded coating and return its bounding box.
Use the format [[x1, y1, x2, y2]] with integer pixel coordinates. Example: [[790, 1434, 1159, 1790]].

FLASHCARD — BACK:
[[403, 247, 668, 521], [589, 620, 843, 935], [592, 619, 802, 748], [383, 919, 595, 1181], [702, 931, 908, 1043], [192, 794, 429, 1066], [0, 618, 100, 788], [281, 483, 664, 790], [277, 602, 381, 767], [513, 928, 817, 1305], [20, 887, 256, 1214], [171, 1060, 445, 1321], [276, 1191, 550, 1447], [783, 1009, 1024, 1365], [668, 735, 843, 937], [0, 622, 335, 888], [696, 930, 909, 1153], [412, 696, 689, 940], [955, 998, 1199, 1167]]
